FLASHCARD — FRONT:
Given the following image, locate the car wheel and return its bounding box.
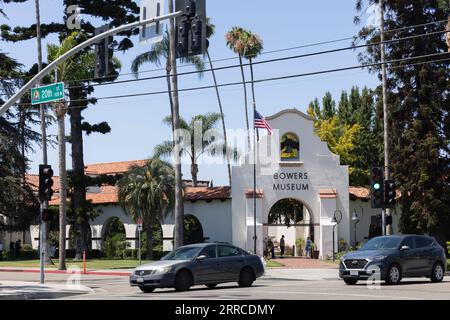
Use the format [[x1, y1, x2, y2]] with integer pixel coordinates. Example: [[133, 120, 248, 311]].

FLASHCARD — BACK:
[[343, 278, 358, 285], [175, 270, 192, 292], [205, 283, 218, 289], [238, 267, 254, 287], [385, 264, 402, 285], [430, 262, 445, 283], [139, 286, 155, 293]]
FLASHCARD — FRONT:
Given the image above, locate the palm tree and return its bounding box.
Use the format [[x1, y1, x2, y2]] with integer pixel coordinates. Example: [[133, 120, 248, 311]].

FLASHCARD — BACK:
[[226, 27, 263, 143], [131, 31, 205, 110], [47, 31, 108, 270], [118, 158, 175, 260], [205, 18, 232, 186], [154, 113, 239, 187]]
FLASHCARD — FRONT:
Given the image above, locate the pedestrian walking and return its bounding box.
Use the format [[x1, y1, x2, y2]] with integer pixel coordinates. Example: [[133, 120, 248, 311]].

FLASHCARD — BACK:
[[50, 243, 56, 258], [305, 237, 312, 258], [280, 235, 285, 258], [263, 237, 268, 258]]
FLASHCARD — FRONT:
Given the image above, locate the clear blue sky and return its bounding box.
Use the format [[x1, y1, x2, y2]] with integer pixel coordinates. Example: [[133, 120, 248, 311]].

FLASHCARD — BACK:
[[1, 0, 379, 185]]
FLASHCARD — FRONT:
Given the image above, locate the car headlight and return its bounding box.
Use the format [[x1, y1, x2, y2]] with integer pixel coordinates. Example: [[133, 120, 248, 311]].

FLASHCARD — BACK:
[[153, 266, 173, 274], [370, 255, 387, 261]]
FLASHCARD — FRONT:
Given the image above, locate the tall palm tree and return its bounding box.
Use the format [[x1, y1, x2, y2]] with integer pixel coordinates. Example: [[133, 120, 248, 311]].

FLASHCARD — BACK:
[[205, 18, 232, 186], [226, 27, 263, 143], [154, 113, 239, 187], [47, 31, 109, 270], [118, 158, 175, 260], [131, 31, 206, 111]]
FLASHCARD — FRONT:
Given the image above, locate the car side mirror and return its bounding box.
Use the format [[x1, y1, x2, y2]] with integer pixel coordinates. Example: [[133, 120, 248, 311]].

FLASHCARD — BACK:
[[400, 245, 410, 251], [196, 255, 207, 261]]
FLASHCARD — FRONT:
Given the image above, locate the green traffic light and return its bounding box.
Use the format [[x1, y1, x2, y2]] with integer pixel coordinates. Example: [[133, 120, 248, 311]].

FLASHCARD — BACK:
[[373, 183, 381, 190]]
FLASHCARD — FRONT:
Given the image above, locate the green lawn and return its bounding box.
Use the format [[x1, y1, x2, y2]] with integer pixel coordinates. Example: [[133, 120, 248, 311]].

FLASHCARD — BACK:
[[0, 259, 153, 270], [265, 260, 285, 268]]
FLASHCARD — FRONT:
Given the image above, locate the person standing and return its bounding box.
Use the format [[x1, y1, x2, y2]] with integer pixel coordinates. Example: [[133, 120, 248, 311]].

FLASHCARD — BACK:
[[280, 235, 285, 258], [0, 241, 3, 257], [305, 237, 312, 258], [9, 241, 15, 259], [15, 240, 21, 259], [268, 238, 275, 259]]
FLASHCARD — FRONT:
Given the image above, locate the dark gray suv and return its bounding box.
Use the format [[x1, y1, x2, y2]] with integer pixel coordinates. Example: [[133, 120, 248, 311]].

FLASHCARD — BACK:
[[130, 243, 265, 292], [339, 235, 447, 285]]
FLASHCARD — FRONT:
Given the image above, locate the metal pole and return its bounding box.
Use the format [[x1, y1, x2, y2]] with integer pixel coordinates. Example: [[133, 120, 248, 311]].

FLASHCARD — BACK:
[[253, 127, 257, 255], [332, 225, 335, 262], [0, 11, 183, 117], [380, 0, 392, 235], [35, 0, 47, 285], [138, 229, 141, 266]]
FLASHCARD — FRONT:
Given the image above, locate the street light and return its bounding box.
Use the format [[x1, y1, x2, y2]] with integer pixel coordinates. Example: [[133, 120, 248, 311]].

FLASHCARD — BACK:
[[332, 210, 342, 262], [352, 205, 363, 250]]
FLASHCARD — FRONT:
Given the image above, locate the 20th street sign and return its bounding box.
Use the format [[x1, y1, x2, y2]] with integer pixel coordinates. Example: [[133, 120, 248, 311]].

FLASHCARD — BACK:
[[31, 82, 65, 105]]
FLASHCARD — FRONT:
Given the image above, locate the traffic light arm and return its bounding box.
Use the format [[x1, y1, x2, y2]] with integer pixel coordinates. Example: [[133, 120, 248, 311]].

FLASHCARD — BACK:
[[0, 10, 183, 117]]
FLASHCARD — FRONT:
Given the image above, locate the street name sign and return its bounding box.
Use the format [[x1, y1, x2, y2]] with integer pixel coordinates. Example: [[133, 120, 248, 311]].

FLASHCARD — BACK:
[[140, 0, 166, 44], [31, 83, 65, 105]]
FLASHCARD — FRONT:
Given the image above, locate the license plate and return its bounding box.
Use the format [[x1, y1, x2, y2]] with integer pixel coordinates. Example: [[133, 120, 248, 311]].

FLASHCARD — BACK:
[[350, 270, 359, 276], [137, 277, 144, 283]]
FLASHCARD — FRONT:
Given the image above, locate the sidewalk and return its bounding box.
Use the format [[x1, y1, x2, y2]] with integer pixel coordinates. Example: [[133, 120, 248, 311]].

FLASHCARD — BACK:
[[271, 257, 338, 269], [264, 268, 339, 281], [0, 267, 132, 276], [0, 281, 93, 300]]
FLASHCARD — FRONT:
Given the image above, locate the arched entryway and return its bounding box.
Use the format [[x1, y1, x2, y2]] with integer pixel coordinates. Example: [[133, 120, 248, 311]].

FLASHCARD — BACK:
[[182, 214, 204, 245], [68, 225, 92, 251], [265, 198, 315, 257], [102, 217, 126, 240]]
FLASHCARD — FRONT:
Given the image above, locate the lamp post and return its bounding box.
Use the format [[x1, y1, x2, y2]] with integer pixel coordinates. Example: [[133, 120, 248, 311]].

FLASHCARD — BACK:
[[332, 210, 342, 262], [352, 205, 364, 250]]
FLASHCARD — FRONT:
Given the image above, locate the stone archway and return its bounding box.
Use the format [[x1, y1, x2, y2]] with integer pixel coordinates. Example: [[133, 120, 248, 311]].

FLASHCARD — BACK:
[[265, 198, 316, 257], [181, 214, 204, 245], [101, 216, 126, 240]]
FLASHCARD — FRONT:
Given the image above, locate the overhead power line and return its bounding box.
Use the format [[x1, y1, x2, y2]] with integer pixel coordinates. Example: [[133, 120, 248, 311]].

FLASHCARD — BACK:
[[62, 27, 450, 90], [16, 52, 450, 108]]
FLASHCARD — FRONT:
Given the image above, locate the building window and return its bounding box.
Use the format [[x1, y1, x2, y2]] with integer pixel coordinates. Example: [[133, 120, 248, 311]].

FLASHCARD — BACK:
[[281, 133, 299, 161]]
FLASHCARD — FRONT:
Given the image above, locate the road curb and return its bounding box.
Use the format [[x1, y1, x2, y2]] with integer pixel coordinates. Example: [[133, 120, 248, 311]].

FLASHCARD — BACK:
[[0, 268, 130, 277], [0, 291, 88, 300]]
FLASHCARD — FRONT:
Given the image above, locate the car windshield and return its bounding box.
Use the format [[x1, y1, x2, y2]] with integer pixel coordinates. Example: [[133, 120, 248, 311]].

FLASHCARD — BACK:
[[161, 247, 201, 260], [360, 237, 402, 250]]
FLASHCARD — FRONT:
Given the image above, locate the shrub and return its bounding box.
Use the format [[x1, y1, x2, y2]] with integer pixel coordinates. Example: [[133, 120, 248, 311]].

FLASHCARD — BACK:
[[338, 239, 349, 252], [102, 234, 129, 259], [20, 245, 39, 260]]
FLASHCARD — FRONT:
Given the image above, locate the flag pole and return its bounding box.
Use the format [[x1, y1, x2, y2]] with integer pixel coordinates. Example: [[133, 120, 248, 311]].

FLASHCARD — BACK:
[[253, 124, 257, 255]]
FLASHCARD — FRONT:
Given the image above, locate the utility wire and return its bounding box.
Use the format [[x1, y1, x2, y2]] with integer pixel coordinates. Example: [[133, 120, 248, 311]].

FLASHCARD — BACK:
[[16, 53, 450, 108], [62, 27, 450, 90], [1, 18, 448, 90]]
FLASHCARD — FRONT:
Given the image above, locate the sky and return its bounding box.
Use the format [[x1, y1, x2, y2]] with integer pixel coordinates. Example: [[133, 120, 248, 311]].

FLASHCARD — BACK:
[[0, 0, 380, 186]]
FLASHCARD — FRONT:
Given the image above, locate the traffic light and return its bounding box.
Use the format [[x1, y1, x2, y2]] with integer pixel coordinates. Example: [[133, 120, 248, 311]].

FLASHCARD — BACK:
[[94, 25, 113, 78], [384, 180, 396, 208], [370, 167, 384, 208], [41, 209, 54, 222], [39, 164, 54, 202], [175, 0, 206, 58]]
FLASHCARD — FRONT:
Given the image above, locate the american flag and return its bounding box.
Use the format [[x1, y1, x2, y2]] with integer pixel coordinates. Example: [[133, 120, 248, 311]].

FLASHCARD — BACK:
[[254, 110, 273, 135]]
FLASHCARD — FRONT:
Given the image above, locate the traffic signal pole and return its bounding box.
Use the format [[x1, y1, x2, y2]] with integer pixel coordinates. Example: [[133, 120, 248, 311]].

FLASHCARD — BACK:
[[0, 10, 183, 117], [380, 0, 392, 235]]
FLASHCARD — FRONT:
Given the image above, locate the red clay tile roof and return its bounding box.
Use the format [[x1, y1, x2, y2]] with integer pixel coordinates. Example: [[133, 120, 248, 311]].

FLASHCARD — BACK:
[[84, 160, 148, 175], [26, 174, 60, 193]]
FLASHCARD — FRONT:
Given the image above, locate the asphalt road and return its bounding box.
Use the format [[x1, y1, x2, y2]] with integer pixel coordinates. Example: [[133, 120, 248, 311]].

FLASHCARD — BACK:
[[1, 271, 450, 300]]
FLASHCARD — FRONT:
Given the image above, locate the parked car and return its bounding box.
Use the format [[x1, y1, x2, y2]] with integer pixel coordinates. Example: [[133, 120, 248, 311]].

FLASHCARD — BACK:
[[130, 242, 265, 293], [339, 235, 447, 285]]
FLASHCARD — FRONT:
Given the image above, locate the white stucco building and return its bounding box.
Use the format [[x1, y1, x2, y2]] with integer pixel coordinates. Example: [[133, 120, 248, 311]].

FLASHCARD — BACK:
[[3, 108, 402, 259]]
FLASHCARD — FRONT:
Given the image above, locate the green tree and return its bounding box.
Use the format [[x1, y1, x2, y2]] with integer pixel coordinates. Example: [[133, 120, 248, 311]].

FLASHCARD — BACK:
[[154, 113, 239, 187], [356, 0, 450, 244], [1, 0, 140, 260], [47, 31, 109, 268], [226, 27, 263, 148], [118, 158, 175, 260], [205, 18, 232, 186]]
